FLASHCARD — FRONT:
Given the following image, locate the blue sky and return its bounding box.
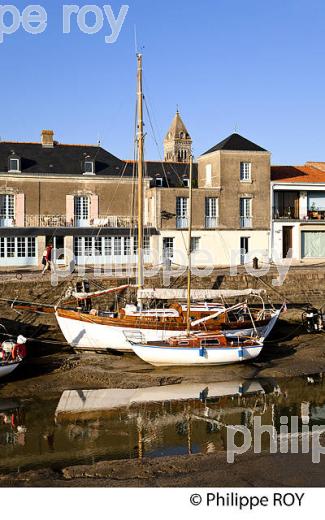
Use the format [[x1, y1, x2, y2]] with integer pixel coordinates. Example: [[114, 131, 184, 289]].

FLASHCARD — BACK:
[[0, 0, 324, 164]]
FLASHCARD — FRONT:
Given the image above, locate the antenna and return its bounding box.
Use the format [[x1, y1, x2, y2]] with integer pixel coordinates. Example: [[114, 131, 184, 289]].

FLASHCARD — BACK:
[[234, 122, 239, 133]]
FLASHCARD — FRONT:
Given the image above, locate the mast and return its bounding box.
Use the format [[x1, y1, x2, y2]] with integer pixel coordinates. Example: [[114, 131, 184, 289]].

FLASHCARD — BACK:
[[186, 154, 193, 335], [136, 53, 144, 289]]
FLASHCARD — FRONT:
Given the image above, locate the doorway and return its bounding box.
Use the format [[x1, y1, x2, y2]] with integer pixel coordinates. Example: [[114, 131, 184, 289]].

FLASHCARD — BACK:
[[240, 237, 249, 265], [282, 226, 293, 259], [47, 236, 65, 265]]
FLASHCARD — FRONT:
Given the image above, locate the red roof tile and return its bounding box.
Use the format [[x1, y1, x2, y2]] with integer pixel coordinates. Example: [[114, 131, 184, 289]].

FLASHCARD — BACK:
[[271, 165, 325, 183]]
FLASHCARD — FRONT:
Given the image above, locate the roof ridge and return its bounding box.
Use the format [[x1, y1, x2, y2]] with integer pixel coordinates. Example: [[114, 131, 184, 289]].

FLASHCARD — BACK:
[[0, 141, 100, 147]]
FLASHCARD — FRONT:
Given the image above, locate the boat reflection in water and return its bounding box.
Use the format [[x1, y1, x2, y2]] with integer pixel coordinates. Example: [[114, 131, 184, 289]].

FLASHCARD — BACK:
[[1, 374, 325, 473], [55, 380, 268, 459]]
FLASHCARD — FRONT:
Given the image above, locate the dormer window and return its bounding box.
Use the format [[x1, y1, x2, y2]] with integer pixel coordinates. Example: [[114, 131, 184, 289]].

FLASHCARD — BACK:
[[83, 157, 95, 175], [8, 154, 20, 173], [156, 177, 163, 187]]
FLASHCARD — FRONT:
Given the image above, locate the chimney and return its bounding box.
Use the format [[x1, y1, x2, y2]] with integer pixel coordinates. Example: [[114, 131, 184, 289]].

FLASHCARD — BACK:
[[41, 130, 54, 148]]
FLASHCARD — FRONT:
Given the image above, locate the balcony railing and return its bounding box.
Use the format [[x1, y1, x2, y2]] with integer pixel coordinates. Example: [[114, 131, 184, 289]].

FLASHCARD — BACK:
[[22, 215, 151, 228], [240, 216, 252, 229], [0, 217, 15, 227], [176, 216, 189, 229], [272, 207, 299, 220], [205, 216, 219, 229]]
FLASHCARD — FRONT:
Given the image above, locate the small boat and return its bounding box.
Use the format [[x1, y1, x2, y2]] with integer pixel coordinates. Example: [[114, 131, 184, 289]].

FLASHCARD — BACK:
[[0, 335, 27, 380], [127, 331, 264, 367]]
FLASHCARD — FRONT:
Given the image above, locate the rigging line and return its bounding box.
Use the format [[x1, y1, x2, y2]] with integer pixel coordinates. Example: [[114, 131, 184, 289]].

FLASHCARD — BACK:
[[94, 160, 129, 239], [144, 95, 189, 188], [142, 81, 191, 183], [143, 95, 190, 251]]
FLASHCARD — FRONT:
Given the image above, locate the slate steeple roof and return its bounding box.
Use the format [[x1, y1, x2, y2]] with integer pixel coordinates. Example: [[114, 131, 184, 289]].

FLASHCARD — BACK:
[[202, 133, 267, 155], [165, 110, 191, 140]]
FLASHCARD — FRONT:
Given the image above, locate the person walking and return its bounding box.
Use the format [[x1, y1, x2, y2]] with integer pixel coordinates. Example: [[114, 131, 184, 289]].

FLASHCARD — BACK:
[[41, 243, 53, 275]]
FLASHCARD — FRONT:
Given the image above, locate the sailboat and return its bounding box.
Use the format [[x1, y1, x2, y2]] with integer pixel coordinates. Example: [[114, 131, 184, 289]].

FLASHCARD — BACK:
[[54, 54, 281, 353], [126, 155, 266, 367], [0, 335, 27, 379]]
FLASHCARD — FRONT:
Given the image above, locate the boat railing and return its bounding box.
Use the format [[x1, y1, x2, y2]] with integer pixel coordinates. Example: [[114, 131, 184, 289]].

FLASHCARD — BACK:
[[123, 330, 146, 344]]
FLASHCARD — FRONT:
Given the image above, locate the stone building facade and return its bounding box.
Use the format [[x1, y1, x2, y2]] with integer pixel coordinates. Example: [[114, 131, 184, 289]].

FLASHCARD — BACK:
[[3, 112, 308, 271]]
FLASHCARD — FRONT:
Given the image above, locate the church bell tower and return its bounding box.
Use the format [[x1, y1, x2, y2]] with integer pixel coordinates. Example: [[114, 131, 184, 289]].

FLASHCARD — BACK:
[[164, 110, 192, 163]]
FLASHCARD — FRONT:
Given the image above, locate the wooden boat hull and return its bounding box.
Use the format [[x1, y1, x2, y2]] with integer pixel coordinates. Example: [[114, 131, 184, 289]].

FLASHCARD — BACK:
[[131, 343, 263, 367], [0, 362, 20, 379], [55, 309, 280, 353]]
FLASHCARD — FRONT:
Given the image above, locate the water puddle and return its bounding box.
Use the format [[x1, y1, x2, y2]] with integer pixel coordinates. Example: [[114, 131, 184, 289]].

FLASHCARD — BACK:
[[1, 375, 325, 474]]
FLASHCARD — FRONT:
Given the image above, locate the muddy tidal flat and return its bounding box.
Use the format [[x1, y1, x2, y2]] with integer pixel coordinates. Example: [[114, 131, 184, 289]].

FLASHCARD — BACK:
[[1, 307, 325, 487]]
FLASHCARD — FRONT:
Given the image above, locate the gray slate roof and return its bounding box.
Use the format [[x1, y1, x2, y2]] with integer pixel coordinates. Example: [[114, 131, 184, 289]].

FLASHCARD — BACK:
[[0, 141, 196, 187], [202, 133, 267, 155]]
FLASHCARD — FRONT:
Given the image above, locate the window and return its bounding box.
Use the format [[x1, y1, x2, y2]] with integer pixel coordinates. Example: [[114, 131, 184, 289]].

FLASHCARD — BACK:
[[17, 237, 26, 258], [84, 160, 95, 175], [133, 235, 150, 255], [84, 237, 93, 256], [144, 235, 150, 255], [94, 237, 102, 256], [124, 236, 131, 256], [0, 238, 5, 258], [240, 162, 251, 182], [27, 237, 36, 257], [163, 237, 174, 258], [6, 237, 15, 258], [74, 196, 89, 225], [240, 198, 252, 228], [74, 237, 83, 257], [240, 237, 249, 265], [104, 237, 112, 256], [0, 194, 15, 226], [183, 178, 189, 188], [114, 237, 122, 256], [205, 164, 212, 187], [205, 197, 218, 228], [176, 197, 188, 229], [156, 177, 163, 187], [0, 237, 36, 259], [190, 237, 200, 253], [8, 157, 20, 172]]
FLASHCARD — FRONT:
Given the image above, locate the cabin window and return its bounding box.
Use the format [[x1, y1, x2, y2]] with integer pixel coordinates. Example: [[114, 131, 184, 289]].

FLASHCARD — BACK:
[[201, 339, 220, 346], [179, 341, 189, 346]]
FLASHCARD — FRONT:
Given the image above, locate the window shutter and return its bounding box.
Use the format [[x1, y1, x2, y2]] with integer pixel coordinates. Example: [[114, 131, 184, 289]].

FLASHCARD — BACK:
[[15, 193, 25, 226], [90, 195, 99, 222], [66, 195, 74, 226]]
